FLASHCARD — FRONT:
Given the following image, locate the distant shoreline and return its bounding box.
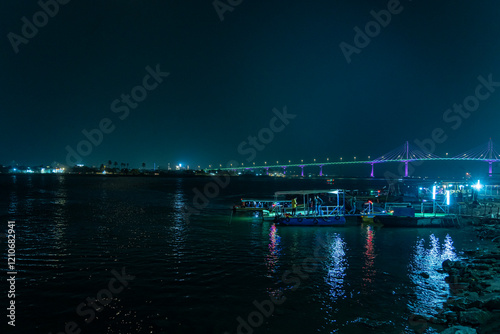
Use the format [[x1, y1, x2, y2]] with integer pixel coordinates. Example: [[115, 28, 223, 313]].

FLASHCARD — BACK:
[[0, 173, 488, 184]]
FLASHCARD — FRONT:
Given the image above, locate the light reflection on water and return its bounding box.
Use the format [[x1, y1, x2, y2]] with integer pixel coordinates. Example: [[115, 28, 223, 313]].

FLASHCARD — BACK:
[[25, 175, 34, 217], [408, 234, 459, 316], [324, 234, 347, 300], [266, 224, 281, 277], [7, 175, 71, 291], [171, 178, 188, 250], [8, 188, 18, 215], [362, 225, 376, 288], [51, 175, 68, 243], [265, 224, 285, 302], [315, 233, 348, 332]]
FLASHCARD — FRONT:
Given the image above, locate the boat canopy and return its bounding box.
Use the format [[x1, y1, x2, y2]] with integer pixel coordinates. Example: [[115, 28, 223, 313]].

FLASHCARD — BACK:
[[274, 189, 343, 196], [241, 198, 291, 203]]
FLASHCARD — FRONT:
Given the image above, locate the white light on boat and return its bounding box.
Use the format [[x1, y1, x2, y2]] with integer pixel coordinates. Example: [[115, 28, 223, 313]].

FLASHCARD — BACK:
[[432, 185, 436, 200], [446, 190, 450, 205]]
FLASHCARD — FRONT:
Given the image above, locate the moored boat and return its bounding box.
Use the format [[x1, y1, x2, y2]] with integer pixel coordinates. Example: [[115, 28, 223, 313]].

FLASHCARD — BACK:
[[276, 214, 346, 226], [373, 205, 461, 227], [272, 189, 346, 226], [373, 214, 460, 227], [232, 198, 291, 218], [359, 200, 388, 224]]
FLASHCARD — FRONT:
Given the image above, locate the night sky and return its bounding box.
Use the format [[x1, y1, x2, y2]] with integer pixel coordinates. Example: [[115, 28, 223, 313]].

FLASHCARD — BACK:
[[2, 0, 500, 172]]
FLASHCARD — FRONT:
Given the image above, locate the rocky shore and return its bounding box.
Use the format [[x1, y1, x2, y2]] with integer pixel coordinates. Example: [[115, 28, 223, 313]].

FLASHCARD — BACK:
[[419, 219, 500, 333]]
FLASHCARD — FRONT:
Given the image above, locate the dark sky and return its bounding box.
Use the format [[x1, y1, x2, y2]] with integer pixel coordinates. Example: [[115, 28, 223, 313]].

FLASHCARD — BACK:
[[2, 0, 500, 170]]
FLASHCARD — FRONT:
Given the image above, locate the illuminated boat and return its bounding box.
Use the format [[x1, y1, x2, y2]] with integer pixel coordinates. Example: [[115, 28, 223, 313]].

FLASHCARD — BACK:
[[276, 214, 346, 226], [232, 198, 291, 217], [373, 212, 460, 227], [373, 205, 460, 227], [272, 189, 346, 226], [373, 187, 461, 227], [359, 200, 388, 224]]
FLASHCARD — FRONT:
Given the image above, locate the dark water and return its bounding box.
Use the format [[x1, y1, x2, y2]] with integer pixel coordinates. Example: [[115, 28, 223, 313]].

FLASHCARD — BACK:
[[0, 175, 485, 334]]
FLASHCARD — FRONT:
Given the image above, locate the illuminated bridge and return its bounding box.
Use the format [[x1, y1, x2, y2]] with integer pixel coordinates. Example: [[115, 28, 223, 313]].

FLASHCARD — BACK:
[[217, 139, 500, 177]]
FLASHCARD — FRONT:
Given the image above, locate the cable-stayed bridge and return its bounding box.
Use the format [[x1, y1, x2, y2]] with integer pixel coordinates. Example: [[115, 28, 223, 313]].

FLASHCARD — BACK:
[[218, 139, 500, 177]]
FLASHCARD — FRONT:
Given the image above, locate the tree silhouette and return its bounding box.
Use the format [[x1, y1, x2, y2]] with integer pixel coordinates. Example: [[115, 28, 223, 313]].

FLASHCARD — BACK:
[[142, 162, 146, 169]]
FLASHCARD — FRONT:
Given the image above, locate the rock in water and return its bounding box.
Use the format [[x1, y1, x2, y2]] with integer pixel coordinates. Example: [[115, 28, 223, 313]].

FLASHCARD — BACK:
[[441, 325, 477, 333], [459, 307, 491, 325], [484, 295, 500, 310], [442, 259, 453, 272]]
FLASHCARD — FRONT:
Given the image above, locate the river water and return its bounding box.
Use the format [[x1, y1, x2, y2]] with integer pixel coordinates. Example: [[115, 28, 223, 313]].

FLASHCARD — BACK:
[[0, 175, 485, 334]]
